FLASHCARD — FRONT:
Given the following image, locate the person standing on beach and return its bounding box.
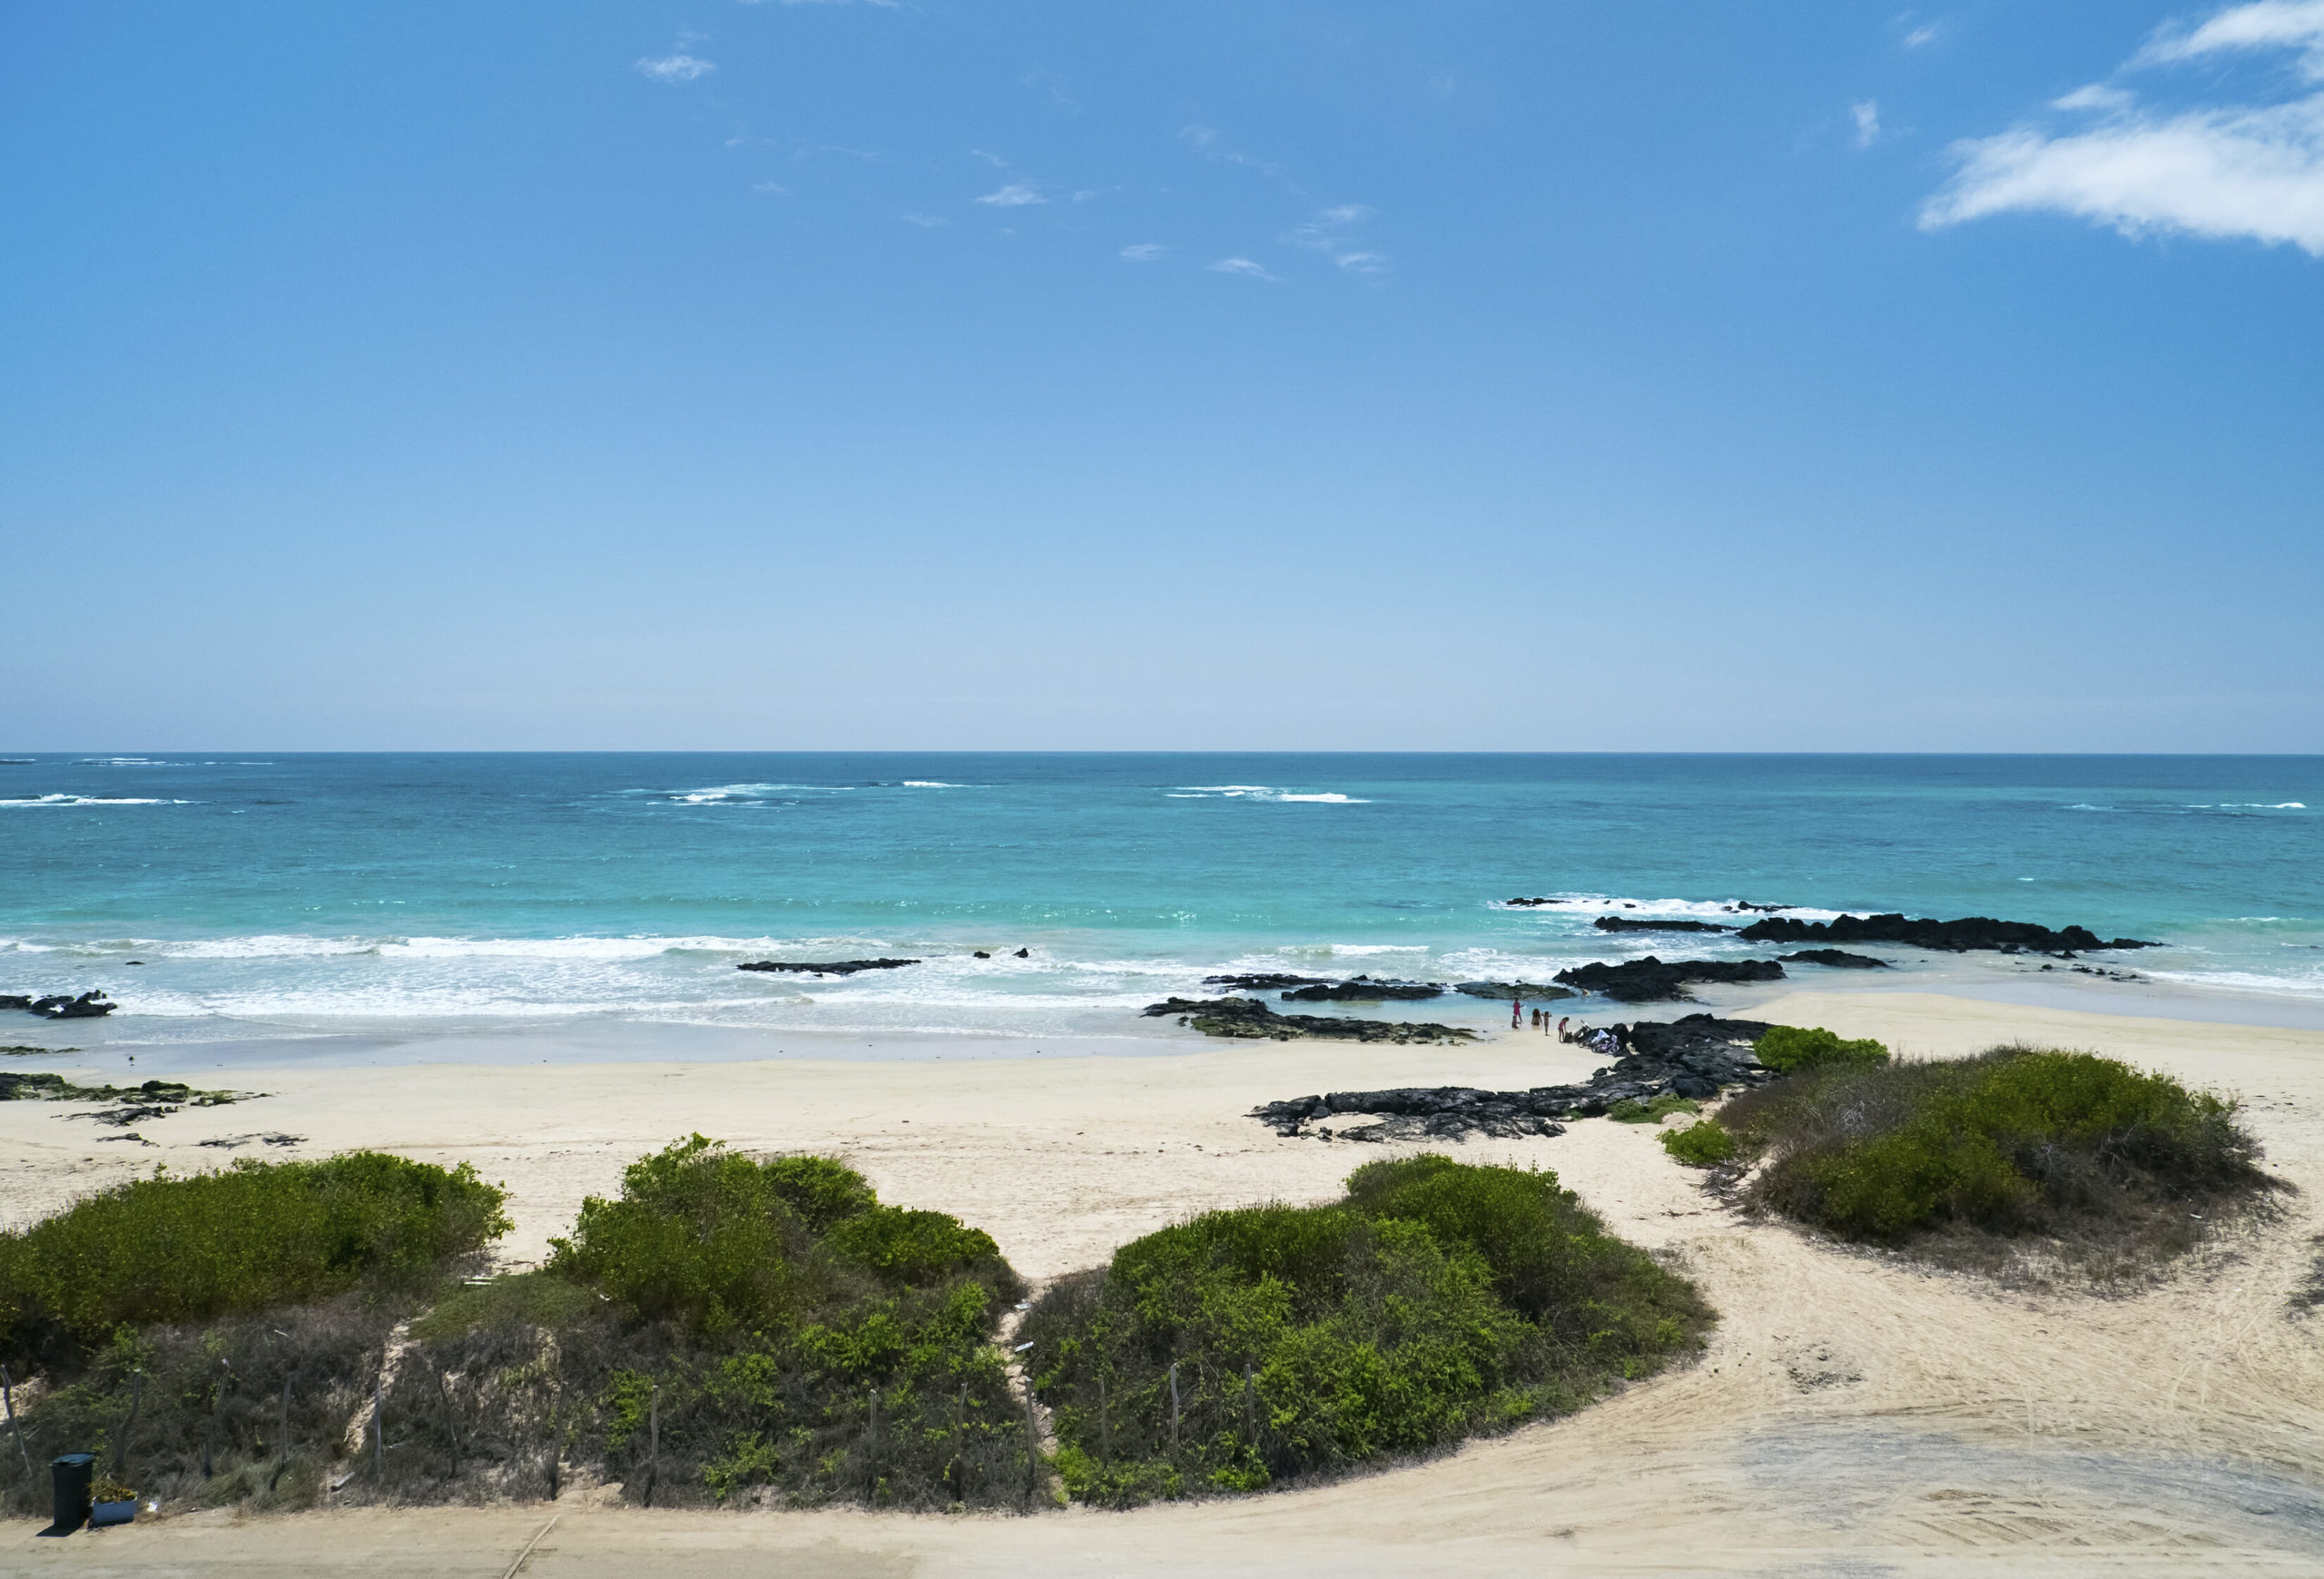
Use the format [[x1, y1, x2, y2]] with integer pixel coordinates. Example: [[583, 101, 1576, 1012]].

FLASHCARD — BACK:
[[1512, 998, 1522, 1030]]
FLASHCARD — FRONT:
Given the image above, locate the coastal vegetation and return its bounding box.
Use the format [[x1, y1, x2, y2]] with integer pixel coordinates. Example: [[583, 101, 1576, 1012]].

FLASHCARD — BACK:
[[1707, 1046, 2274, 1277], [0, 1138, 1032, 1518], [1018, 1155, 1710, 1505]]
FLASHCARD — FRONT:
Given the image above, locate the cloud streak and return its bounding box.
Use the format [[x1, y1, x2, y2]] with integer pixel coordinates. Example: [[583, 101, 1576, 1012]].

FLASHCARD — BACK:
[[1922, 2, 2324, 254], [636, 52, 714, 84], [974, 183, 1045, 207], [1209, 256, 1278, 281]]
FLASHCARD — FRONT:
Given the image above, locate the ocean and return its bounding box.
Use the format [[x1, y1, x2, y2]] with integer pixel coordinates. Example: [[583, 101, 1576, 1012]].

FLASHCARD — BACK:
[[2, 753, 2319, 1050]]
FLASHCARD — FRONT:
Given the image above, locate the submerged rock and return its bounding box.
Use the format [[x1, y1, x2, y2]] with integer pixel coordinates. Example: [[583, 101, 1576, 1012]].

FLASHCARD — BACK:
[[737, 958, 921, 976], [1251, 1013, 1774, 1140], [1140, 996, 1473, 1045], [1736, 913, 2154, 952], [1279, 976, 1445, 1002], [1202, 972, 1333, 991], [1552, 956, 1786, 1002], [1592, 916, 1734, 934], [1452, 981, 1577, 1001], [3, 992, 116, 1019], [1778, 949, 1890, 970]]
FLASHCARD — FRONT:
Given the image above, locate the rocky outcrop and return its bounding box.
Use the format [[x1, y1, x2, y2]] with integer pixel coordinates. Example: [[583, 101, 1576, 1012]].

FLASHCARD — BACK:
[[1592, 917, 1733, 934], [1251, 1013, 1773, 1140], [1736, 913, 2154, 953], [1203, 972, 1332, 991], [1552, 956, 1785, 1002], [1141, 996, 1473, 1045], [1280, 976, 1445, 1002], [0, 1072, 243, 1125], [1452, 981, 1577, 1001], [1778, 949, 1890, 969], [0, 992, 116, 1019], [737, 958, 921, 976]]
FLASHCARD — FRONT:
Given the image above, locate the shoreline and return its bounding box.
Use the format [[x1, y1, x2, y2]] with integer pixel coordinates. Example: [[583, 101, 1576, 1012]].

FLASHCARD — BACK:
[[6, 986, 2324, 1570]]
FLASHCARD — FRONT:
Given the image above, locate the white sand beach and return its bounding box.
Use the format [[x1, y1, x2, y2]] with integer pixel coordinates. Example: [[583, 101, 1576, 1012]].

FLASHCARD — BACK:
[[7, 988, 2324, 1574]]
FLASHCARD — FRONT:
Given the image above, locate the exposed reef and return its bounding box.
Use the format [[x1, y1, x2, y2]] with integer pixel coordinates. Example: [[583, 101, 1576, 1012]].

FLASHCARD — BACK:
[[0, 1072, 248, 1127], [1279, 976, 1445, 1002], [1552, 956, 1787, 1002], [0, 991, 116, 1019], [1735, 913, 2154, 953], [1140, 996, 1474, 1045], [1202, 972, 1331, 991], [1592, 916, 1734, 934], [1452, 980, 1577, 1001], [1251, 1013, 1773, 1141], [1778, 949, 1891, 969], [737, 958, 921, 976]]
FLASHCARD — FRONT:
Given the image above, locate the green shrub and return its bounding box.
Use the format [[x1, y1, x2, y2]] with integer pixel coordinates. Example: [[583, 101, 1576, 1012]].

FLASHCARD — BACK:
[[1021, 1156, 1710, 1505], [0, 1152, 507, 1363], [1753, 1025, 1889, 1075], [0, 1140, 1032, 1518], [1659, 1120, 1738, 1167], [1719, 1047, 2271, 1262], [1607, 1094, 1700, 1124]]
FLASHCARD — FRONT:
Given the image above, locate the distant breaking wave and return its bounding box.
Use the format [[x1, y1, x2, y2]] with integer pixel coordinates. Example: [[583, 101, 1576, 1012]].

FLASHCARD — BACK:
[[1167, 785, 1370, 804], [0, 794, 190, 807]]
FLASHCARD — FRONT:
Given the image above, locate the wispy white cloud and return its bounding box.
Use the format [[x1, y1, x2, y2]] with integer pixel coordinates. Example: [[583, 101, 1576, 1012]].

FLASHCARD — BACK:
[[1852, 100, 1883, 147], [2136, 0, 2324, 71], [1922, 2, 2324, 254], [1209, 256, 1278, 281], [1119, 242, 1167, 262], [752, 181, 792, 196], [1285, 203, 1389, 273], [974, 183, 1045, 207], [1905, 24, 1944, 48], [898, 211, 948, 228], [636, 52, 715, 84], [1179, 123, 1287, 177]]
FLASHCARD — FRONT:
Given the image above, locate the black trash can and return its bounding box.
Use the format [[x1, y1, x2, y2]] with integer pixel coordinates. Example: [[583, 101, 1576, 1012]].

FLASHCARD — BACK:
[[51, 1452, 96, 1535]]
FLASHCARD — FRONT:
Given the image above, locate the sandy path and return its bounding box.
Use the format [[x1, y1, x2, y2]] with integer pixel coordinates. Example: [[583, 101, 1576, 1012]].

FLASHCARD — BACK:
[[7, 990, 2324, 1573]]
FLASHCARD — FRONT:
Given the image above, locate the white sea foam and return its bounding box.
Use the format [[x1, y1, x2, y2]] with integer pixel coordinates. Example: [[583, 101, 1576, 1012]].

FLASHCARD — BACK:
[[0, 794, 189, 807], [1170, 785, 1370, 804], [900, 781, 972, 788], [1493, 893, 1851, 923]]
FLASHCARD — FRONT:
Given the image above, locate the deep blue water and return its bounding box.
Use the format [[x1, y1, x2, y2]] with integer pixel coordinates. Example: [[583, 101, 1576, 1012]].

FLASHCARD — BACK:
[[1, 754, 2317, 1041]]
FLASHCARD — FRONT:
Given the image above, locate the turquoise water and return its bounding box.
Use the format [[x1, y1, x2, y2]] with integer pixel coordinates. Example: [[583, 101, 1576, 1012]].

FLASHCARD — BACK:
[[1, 754, 2318, 1043]]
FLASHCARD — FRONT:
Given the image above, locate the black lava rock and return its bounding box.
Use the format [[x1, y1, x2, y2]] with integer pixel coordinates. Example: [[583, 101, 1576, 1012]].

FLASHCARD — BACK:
[[14, 992, 117, 1019], [1552, 956, 1786, 1002], [1452, 981, 1578, 1001], [1249, 1012, 1774, 1140], [1778, 949, 1891, 970], [1140, 996, 1473, 1045], [1736, 913, 2154, 952], [1278, 976, 1445, 1002], [1592, 916, 1734, 934], [737, 959, 921, 976]]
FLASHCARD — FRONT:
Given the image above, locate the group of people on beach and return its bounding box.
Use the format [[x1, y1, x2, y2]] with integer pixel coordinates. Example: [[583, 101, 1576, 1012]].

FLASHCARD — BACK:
[[1516, 1002, 1619, 1055]]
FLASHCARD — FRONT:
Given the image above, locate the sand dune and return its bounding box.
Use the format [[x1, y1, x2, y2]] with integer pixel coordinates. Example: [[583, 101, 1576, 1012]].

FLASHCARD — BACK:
[[7, 990, 2324, 1574]]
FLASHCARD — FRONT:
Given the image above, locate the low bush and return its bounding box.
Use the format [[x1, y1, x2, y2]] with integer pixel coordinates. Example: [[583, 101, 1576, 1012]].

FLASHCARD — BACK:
[[1659, 1120, 1737, 1166], [1752, 1025, 1889, 1075], [1019, 1156, 1710, 1505], [1718, 1046, 2274, 1274], [1607, 1093, 1700, 1124], [0, 1153, 508, 1369], [0, 1140, 1032, 1518]]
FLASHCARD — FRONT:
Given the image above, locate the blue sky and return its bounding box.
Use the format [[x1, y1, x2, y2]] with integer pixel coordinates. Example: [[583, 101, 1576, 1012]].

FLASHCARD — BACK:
[[3, 0, 2319, 751]]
